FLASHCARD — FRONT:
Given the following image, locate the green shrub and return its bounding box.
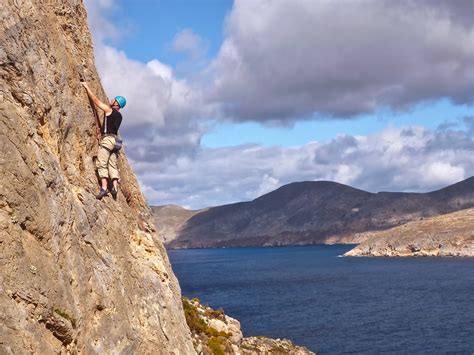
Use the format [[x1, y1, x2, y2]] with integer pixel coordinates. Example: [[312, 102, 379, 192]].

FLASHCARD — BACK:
[[182, 297, 208, 334], [204, 307, 226, 321], [207, 328, 231, 338], [207, 336, 225, 355], [182, 298, 232, 339]]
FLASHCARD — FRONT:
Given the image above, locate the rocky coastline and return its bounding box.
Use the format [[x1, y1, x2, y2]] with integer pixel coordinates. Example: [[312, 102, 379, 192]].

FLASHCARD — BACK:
[[183, 298, 314, 355], [345, 208, 474, 257]]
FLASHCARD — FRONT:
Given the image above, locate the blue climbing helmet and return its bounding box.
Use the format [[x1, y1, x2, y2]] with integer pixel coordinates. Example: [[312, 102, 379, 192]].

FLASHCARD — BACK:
[[114, 95, 126, 108]]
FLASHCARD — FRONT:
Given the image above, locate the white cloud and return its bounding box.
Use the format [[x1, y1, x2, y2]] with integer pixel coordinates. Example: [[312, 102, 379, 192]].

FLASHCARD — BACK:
[[93, 45, 211, 164], [422, 161, 465, 186], [334, 164, 360, 186], [83, 0, 121, 44], [134, 126, 474, 208], [172, 28, 207, 59], [86, 0, 474, 125], [207, 0, 474, 121], [256, 174, 280, 197], [83, 1, 213, 167]]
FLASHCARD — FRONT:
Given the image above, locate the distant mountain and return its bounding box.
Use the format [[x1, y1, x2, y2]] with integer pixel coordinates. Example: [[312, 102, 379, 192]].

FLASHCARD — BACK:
[[344, 207, 474, 257], [152, 204, 204, 244], [152, 177, 474, 249]]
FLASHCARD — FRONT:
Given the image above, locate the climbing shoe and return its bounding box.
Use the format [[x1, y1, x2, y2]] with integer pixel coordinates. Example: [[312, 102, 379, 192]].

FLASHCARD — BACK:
[[96, 188, 109, 200], [111, 188, 118, 200]]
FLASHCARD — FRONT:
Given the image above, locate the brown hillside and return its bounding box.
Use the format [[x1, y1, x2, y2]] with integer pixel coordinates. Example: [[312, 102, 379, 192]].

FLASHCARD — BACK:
[[156, 178, 474, 248]]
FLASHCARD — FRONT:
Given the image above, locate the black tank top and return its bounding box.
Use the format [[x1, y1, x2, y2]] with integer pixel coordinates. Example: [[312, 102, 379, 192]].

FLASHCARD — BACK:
[[101, 109, 122, 135]]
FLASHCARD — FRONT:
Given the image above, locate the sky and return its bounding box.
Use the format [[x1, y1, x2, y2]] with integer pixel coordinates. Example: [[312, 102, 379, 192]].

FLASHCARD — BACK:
[[83, 0, 474, 209]]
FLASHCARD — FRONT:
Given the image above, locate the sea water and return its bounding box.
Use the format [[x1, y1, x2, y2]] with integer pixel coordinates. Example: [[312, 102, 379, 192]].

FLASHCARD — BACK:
[[168, 245, 474, 354]]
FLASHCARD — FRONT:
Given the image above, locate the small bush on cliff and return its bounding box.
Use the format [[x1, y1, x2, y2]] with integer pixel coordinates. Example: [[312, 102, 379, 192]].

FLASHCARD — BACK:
[[207, 336, 225, 355], [182, 297, 208, 334], [204, 307, 226, 321], [207, 328, 231, 338], [182, 298, 232, 339]]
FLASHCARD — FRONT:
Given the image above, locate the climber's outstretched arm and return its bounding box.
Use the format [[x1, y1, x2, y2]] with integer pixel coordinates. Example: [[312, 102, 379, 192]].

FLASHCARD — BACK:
[[81, 82, 112, 114]]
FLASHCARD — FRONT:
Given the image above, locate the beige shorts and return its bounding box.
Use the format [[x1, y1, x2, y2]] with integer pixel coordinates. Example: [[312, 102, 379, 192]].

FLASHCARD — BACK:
[[96, 136, 119, 180]]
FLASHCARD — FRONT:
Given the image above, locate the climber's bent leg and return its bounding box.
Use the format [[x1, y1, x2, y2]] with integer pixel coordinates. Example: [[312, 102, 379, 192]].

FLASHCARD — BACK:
[[96, 137, 115, 179], [96, 136, 116, 200], [108, 151, 119, 181], [108, 152, 119, 200]]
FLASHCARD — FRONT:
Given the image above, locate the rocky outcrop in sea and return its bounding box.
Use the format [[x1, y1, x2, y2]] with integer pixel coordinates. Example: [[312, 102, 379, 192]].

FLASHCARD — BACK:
[[183, 298, 314, 354], [345, 208, 474, 257]]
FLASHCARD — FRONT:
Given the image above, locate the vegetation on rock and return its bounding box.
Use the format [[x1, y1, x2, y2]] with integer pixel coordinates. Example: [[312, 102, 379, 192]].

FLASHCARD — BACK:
[[182, 297, 314, 354]]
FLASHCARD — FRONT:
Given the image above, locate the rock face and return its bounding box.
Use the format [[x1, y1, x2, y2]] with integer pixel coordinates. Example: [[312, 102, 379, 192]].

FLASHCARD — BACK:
[[155, 178, 474, 249], [345, 208, 474, 257], [183, 298, 314, 355], [0, 1, 194, 353]]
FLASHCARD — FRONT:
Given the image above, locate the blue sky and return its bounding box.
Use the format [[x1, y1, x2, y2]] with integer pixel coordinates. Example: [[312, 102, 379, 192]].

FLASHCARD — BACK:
[[107, 0, 232, 64], [101, 0, 471, 148], [86, 0, 474, 208], [203, 100, 473, 147]]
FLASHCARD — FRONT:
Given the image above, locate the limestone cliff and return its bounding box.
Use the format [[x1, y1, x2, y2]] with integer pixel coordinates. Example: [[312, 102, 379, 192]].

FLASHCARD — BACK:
[[345, 208, 474, 257], [0, 1, 194, 353]]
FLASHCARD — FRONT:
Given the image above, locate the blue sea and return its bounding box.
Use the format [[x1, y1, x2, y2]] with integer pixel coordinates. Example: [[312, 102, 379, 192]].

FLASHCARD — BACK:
[[169, 245, 474, 354]]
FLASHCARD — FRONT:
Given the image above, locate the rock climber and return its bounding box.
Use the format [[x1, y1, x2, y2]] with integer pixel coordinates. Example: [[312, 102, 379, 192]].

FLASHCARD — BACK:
[[81, 82, 126, 200]]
